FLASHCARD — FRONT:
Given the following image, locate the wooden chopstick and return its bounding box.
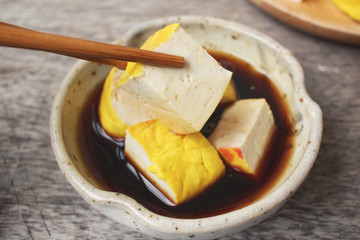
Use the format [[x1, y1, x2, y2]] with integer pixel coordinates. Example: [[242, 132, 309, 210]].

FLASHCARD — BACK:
[[0, 22, 128, 69], [0, 21, 184, 69]]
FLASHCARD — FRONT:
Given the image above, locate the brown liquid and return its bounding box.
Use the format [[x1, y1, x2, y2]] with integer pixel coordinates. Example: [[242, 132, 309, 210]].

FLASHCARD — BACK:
[[77, 51, 294, 219]]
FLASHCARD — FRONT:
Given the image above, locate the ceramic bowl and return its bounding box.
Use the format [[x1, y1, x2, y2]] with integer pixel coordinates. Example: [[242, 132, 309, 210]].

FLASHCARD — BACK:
[[50, 16, 322, 239]]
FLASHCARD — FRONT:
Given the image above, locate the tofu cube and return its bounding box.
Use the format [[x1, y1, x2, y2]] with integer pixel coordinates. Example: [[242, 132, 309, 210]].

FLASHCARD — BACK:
[[125, 119, 225, 205], [118, 23, 232, 134], [208, 99, 275, 178], [98, 67, 155, 138]]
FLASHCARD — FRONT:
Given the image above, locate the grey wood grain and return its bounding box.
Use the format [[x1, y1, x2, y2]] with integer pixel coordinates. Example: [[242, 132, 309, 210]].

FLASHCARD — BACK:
[[1, 0, 359, 239]]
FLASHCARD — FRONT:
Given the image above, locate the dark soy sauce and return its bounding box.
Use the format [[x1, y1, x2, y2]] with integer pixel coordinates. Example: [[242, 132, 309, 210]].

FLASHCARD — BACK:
[[77, 51, 295, 219]]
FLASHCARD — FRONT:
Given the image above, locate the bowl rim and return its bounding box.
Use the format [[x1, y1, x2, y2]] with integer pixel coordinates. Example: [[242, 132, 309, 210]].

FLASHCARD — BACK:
[[50, 15, 323, 234]]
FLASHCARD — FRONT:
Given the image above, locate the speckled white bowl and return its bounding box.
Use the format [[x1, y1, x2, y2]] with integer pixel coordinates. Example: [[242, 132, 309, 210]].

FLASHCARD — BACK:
[[50, 16, 322, 239]]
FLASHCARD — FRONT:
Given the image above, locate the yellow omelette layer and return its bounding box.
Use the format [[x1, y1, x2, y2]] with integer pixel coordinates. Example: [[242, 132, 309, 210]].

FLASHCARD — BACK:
[[220, 80, 237, 105], [127, 119, 226, 204], [98, 67, 128, 138], [118, 23, 180, 86], [331, 0, 360, 21]]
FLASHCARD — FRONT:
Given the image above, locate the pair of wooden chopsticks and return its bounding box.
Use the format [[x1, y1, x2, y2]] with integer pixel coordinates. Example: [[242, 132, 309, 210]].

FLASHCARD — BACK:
[[0, 21, 184, 69]]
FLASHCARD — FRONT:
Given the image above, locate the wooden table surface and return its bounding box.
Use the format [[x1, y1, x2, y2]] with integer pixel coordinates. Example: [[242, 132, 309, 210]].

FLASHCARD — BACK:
[[1, 0, 359, 239]]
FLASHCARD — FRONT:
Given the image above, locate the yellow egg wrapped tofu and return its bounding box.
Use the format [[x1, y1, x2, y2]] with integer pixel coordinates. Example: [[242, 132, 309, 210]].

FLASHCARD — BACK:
[[117, 23, 233, 134], [125, 120, 225, 205]]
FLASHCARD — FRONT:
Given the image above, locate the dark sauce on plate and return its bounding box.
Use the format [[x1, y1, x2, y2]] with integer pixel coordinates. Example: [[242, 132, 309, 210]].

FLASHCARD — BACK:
[[77, 51, 294, 218]]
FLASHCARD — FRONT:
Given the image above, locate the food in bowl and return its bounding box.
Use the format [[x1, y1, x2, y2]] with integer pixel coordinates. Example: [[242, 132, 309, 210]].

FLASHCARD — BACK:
[[77, 23, 295, 217]]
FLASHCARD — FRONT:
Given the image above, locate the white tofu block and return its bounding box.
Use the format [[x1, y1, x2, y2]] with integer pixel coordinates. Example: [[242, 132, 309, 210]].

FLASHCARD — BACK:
[[208, 99, 275, 177], [119, 24, 232, 134], [111, 68, 155, 126]]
